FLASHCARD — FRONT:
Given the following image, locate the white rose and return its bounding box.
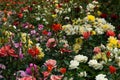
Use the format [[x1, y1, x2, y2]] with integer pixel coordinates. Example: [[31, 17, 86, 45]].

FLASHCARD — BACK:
[[95, 74, 108, 80], [69, 60, 79, 69], [74, 54, 88, 63], [78, 71, 87, 77], [88, 60, 103, 70]]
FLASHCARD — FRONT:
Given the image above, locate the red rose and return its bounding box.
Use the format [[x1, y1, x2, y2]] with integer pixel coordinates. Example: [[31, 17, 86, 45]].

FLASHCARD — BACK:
[[106, 51, 111, 58], [18, 13, 23, 18], [60, 48, 72, 53], [13, 21, 19, 26], [109, 65, 116, 74], [0, 45, 18, 58], [100, 13, 107, 18], [0, 47, 8, 57], [52, 24, 62, 32], [83, 32, 91, 40], [111, 14, 119, 20], [60, 68, 66, 74], [8, 48, 18, 57], [28, 47, 39, 57], [106, 30, 115, 37], [42, 30, 48, 35], [28, 7, 33, 12]]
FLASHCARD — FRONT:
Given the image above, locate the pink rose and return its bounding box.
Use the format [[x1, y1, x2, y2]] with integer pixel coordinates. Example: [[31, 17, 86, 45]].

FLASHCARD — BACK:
[[63, 43, 69, 48], [19, 76, 36, 80], [93, 47, 101, 54], [50, 75, 63, 80], [42, 71, 50, 78], [44, 59, 57, 71], [46, 38, 56, 48]]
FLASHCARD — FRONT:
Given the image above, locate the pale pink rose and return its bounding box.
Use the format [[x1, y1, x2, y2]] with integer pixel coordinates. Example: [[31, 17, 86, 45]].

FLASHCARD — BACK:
[[93, 47, 101, 54], [19, 76, 36, 80], [46, 38, 56, 48], [42, 71, 50, 78], [118, 34, 120, 39], [50, 75, 63, 80], [63, 43, 69, 48], [44, 59, 56, 67]]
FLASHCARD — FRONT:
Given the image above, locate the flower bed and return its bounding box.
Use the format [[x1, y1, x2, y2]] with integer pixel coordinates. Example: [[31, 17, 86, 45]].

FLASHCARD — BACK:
[[0, 0, 120, 80]]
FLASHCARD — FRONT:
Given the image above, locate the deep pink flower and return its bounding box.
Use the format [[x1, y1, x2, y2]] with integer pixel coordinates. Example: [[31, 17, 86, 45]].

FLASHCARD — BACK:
[[19, 76, 36, 80], [25, 63, 38, 75], [50, 75, 63, 80], [38, 24, 44, 30]]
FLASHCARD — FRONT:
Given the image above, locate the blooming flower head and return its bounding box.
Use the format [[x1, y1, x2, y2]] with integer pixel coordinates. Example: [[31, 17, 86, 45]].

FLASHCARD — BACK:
[[106, 30, 115, 37], [19, 76, 36, 80], [87, 15, 95, 22], [25, 63, 38, 75], [0, 45, 18, 57], [95, 74, 108, 80], [69, 60, 79, 69], [93, 47, 101, 54], [82, 31, 91, 39], [52, 23, 62, 32], [46, 38, 56, 48], [74, 54, 88, 63], [88, 59, 103, 70], [109, 65, 116, 74], [44, 59, 57, 71], [38, 24, 44, 30], [42, 71, 50, 78], [60, 68, 66, 74], [107, 37, 118, 48], [28, 47, 39, 57], [50, 75, 63, 80]]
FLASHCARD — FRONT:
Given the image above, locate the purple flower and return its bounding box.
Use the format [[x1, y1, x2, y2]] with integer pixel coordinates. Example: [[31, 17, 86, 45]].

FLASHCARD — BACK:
[[0, 75, 4, 79], [19, 53, 24, 59], [38, 24, 44, 30], [14, 42, 22, 48], [25, 68, 32, 75], [0, 64, 6, 69], [25, 63, 38, 75], [16, 70, 29, 77], [47, 32, 52, 36], [22, 22, 29, 28], [30, 30, 36, 35]]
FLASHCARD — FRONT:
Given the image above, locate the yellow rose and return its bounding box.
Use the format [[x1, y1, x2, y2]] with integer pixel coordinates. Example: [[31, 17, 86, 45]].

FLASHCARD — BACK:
[[108, 37, 118, 46], [87, 15, 95, 22], [37, 52, 45, 60], [73, 43, 81, 53], [75, 38, 83, 45], [97, 11, 102, 16], [21, 33, 27, 43], [91, 31, 96, 35], [52, 14, 57, 18]]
